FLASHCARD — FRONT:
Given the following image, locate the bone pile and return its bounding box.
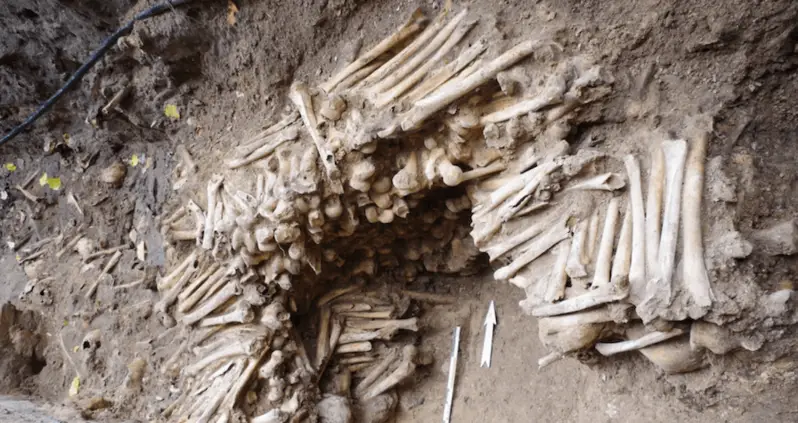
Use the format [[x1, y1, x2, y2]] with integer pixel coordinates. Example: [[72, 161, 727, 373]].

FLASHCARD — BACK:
[[154, 5, 743, 422]]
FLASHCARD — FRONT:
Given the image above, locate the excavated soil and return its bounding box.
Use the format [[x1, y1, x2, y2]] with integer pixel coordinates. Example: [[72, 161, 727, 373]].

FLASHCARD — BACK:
[[2, 0, 798, 422]]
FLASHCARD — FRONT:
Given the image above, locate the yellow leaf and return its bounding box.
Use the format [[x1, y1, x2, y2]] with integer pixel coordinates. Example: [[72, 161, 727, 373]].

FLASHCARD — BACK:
[[164, 104, 180, 120], [39, 173, 62, 190], [39, 172, 48, 186], [130, 154, 139, 167], [69, 376, 80, 397], [73, 345, 79, 353], [227, 0, 239, 25], [15, 254, 21, 262], [4, 163, 16, 172]]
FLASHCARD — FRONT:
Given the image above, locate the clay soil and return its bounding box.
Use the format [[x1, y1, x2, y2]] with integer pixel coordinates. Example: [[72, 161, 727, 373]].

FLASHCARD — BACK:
[[2, 0, 798, 422]]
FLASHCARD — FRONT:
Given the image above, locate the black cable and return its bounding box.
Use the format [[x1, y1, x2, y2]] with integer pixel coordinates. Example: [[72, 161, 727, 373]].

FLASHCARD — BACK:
[[0, 0, 194, 148]]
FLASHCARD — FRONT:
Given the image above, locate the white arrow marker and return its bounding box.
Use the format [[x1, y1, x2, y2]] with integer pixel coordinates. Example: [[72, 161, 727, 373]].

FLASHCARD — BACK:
[[481, 300, 497, 368]]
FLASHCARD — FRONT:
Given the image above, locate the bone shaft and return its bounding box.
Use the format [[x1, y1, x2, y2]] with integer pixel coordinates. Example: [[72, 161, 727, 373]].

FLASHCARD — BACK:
[[544, 239, 571, 302], [592, 197, 620, 288], [202, 182, 220, 250], [493, 221, 570, 280], [658, 140, 688, 292], [405, 40, 486, 103], [336, 341, 373, 354], [461, 162, 507, 182], [610, 205, 633, 284], [645, 146, 665, 280], [485, 212, 550, 260], [179, 267, 226, 312], [315, 307, 332, 368], [595, 329, 683, 356], [623, 155, 646, 303], [565, 220, 588, 278], [182, 282, 239, 325], [356, 350, 397, 394], [159, 251, 198, 291], [682, 133, 713, 314]]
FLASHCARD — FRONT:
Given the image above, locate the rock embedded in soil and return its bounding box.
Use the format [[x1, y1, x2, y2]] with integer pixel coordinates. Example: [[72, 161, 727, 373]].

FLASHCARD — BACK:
[[750, 219, 798, 256]]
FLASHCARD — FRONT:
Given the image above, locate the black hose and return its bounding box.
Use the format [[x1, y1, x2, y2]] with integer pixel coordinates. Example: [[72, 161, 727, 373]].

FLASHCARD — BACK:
[[0, 0, 194, 148]]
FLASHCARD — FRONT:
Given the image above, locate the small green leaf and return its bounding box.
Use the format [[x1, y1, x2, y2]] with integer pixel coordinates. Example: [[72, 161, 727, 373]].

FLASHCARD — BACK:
[[39, 173, 62, 190], [4, 163, 16, 172], [69, 376, 80, 397], [164, 104, 180, 120], [130, 154, 139, 167], [39, 172, 48, 186]]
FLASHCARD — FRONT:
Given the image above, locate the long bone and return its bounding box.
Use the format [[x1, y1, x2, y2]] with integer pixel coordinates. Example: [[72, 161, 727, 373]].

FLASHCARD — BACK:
[[544, 240, 571, 302], [202, 175, 224, 250], [595, 329, 684, 356], [320, 10, 426, 93], [655, 140, 688, 301], [610, 205, 632, 286], [158, 251, 198, 291], [483, 209, 561, 261], [336, 341, 373, 354], [315, 307, 332, 368], [355, 349, 398, 396], [530, 281, 629, 317], [361, 8, 450, 88], [234, 111, 299, 157], [219, 351, 269, 421], [226, 126, 299, 169], [441, 161, 507, 187], [154, 259, 199, 314], [480, 70, 568, 124], [179, 266, 226, 313], [345, 317, 419, 332], [199, 301, 254, 327], [493, 216, 570, 281], [186, 200, 205, 245], [289, 82, 344, 193], [184, 337, 263, 376], [591, 197, 620, 288], [645, 145, 665, 280], [400, 39, 550, 131], [681, 132, 713, 317], [182, 281, 242, 325], [363, 345, 418, 400], [565, 220, 588, 278], [372, 12, 475, 108], [623, 155, 646, 303], [405, 40, 487, 103], [564, 173, 626, 192]]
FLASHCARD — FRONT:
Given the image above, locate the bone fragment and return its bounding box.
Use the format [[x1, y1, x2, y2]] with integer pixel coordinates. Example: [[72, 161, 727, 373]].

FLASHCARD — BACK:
[[393, 151, 421, 195], [565, 220, 588, 278], [345, 317, 419, 332], [586, 208, 600, 261], [484, 210, 558, 261], [493, 218, 570, 281], [401, 290, 456, 304], [363, 345, 417, 400], [227, 127, 299, 169], [321, 10, 426, 93], [595, 329, 684, 356], [251, 409, 287, 423], [656, 140, 688, 300], [480, 73, 567, 124], [623, 155, 647, 303], [259, 351, 286, 380], [289, 82, 344, 193], [315, 307, 332, 368], [235, 112, 300, 156], [645, 145, 665, 280], [681, 133, 713, 317], [544, 240, 571, 302], [155, 260, 198, 313], [610, 205, 632, 285], [202, 175, 224, 249], [401, 39, 548, 130], [182, 281, 241, 325], [336, 341, 373, 354], [340, 310, 393, 319], [85, 250, 122, 299], [564, 173, 626, 192], [537, 351, 564, 369], [592, 198, 620, 288], [56, 232, 85, 259], [530, 283, 628, 317]]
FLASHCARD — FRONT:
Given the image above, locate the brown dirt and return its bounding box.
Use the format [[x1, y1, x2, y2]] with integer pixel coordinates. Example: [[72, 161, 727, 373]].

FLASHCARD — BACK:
[[2, 0, 798, 422]]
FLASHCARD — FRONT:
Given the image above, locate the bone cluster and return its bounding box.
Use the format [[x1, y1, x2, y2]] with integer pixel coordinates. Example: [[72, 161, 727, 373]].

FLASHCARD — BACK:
[[153, 5, 744, 421]]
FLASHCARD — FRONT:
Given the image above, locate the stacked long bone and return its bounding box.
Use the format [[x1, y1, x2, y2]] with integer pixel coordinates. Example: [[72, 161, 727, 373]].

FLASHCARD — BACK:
[[146, 5, 720, 422]]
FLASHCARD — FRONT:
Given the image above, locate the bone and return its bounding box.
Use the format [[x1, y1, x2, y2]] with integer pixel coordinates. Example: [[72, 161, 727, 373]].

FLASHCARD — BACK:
[[595, 329, 684, 356], [537, 351, 564, 369], [530, 282, 629, 317], [681, 133, 713, 317], [345, 317, 419, 332], [202, 175, 224, 249], [335, 341, 373, 354], [235, 112, 300, 156], [565, 220, 588, 278], [186, 200, 205, 245], [480, 72, 567, 124], [316, 307, 332, 368], [259, 351, 286, 380], [493, 217, 570, 281], [544, 239, 571, 302], [185, 338, 261, 376], [690, 321, 761, 354], [337, 60, 385, 91], [484, 211, 560, 261], [182, 281, 242, 325], [405, 40, 487, 103], [530, 305, 628, 328], [356, 349, 398, 396], [318, 285, 363, 307], [155, 259, 199, 314], [321, 10, 426, 93], [564, 173, 626, 192], [372, 12, 475, 108], [251, 410, 287, 423], [227, 127, 299, 169], [179, 266, 226, 313], [401, 39, 549, 130], [622, 155, 647, 304], [401, 290, 456, 304], [290, 82, 344, 193], [585, 208, 600, 261], [363, 345, 417, 400], [393, 151, 421, 195], [610, 205, 632, 285], [340, 310, 393, 319], [220, 353, 268, 421], [645, 145, 665, 280], [85, 250, 123, 299], [591, 197, 620, 288], [159, 251, 198, 291], [655, 140, 688, 301], [199, 301, 254, 327]]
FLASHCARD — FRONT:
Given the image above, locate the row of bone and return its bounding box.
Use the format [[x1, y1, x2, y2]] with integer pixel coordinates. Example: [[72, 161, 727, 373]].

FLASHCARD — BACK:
[[468, 133, 718, 371]]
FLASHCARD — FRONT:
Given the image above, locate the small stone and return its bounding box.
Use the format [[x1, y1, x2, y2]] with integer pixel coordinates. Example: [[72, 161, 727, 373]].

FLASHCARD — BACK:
[[317, 395, 352, 423], [750, 219, 798, 256]]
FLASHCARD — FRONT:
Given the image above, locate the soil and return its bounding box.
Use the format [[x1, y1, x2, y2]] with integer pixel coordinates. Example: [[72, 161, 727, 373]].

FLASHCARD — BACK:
[[2, 0, 798, 422]]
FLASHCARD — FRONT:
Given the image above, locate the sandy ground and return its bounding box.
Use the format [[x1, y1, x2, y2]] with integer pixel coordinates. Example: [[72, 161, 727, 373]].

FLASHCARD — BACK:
[[2, 0, 798, 422]]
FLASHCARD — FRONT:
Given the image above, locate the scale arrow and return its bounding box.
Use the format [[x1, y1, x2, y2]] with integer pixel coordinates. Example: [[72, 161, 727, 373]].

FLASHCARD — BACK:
[[481, 300, 497, 368]]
